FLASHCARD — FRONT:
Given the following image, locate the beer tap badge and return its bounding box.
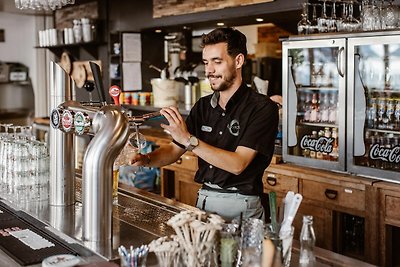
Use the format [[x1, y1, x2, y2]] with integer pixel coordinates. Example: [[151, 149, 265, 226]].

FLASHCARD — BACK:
[[50, 109, 61, 129]]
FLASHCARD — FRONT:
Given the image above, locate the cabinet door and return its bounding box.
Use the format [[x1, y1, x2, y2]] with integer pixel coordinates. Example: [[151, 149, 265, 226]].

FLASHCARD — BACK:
[[174, 170, 201, 206], [282, 38, 346, 172]]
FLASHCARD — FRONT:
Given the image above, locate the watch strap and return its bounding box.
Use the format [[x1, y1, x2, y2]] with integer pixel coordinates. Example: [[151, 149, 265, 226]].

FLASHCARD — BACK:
[[172, 139, 186, 150]]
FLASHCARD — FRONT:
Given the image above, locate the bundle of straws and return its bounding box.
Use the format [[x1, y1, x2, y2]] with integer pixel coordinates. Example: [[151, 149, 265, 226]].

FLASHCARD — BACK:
[[118, 244, 149, 267], [148, 235, 181, 267], [166, 210, 225, 267]]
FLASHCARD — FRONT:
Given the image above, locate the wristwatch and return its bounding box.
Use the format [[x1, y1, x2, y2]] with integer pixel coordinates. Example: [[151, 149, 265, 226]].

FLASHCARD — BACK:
[[186, 135, 199, 151]]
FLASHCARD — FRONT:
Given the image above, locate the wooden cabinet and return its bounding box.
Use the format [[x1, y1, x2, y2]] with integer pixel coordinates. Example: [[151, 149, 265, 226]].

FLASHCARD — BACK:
[[142, 130, 382, 265], [160, 151, 200, 206], [263, 164, 379, 265], [375, 182, 400, 267]]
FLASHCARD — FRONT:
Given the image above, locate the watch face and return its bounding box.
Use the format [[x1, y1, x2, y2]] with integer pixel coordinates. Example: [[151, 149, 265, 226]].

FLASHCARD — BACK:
[[190, 136, 198, 146]]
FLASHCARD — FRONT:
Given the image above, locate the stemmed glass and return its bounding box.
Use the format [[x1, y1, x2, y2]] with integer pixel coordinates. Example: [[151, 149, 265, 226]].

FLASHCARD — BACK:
[[337, 2, 348, 32], [15, 0, 75, 10], [343, 1, 361, 32], [318, 0, 329, 33], [298, 2, 311, 35], [83, 81, 95, 104], [327, 0, 338, 32], [309, 4, 320, 34]]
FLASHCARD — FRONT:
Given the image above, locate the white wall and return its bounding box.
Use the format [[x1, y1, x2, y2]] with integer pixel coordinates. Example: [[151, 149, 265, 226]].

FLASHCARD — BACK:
[[236, 23, 273, 55], [0, 11, 50, 118]]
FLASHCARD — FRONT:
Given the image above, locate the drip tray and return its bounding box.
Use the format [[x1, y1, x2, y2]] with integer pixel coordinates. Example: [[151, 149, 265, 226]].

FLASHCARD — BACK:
[[0, 202, 82, 266]]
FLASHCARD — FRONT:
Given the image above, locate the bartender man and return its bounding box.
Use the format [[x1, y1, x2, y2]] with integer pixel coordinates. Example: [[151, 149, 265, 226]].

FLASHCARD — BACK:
[[132, 27, 278, 221]]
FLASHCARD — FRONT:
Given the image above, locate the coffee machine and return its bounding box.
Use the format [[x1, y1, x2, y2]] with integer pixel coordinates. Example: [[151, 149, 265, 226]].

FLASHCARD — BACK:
[[0, 62, 34, 126]]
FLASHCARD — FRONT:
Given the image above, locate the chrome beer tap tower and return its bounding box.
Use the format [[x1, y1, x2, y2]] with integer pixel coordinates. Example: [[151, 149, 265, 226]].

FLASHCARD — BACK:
[[49, 61, 160, 243]]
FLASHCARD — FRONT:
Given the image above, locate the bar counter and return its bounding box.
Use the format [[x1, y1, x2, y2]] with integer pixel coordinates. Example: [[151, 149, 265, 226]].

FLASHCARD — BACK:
[[0, 179, 377, 267]]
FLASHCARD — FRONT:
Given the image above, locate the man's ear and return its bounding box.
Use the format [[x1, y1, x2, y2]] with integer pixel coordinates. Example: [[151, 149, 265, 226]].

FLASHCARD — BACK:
[[235, 53, 245, 69]]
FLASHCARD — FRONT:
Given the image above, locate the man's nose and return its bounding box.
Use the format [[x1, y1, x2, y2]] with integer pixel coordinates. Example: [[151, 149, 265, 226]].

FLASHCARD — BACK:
[[205, 64, 214, 75]]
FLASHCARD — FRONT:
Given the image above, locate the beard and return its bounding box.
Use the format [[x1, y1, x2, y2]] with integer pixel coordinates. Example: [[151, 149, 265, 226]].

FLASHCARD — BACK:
[[208, 65, 237, 92]]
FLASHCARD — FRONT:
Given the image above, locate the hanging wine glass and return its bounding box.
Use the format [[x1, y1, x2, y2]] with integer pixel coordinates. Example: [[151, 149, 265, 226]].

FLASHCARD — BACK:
[[343, 1, 361, 32], [83, 81, 95, 104], [297, 2, 311, 35], [327, 0, 338, 32], [309, 4, 320, 34], [336, 2, 347, 32], [317, 0, 329, 33]]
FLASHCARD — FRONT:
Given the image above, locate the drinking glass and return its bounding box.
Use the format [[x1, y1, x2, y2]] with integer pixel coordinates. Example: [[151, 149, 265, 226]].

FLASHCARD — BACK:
[[309, 4, 320, 34], [383, 0, 398, 29], [240, 218, 264, 265], [317, 0, 329, 33], [327, 1, 338, 32], [362, 0, 376, 31], [342, 1, 361, 32], [297, 2, 311, 35], [220, 223, 240, 266], [83, 81, 95, 104], [264, 224, 294, 267]]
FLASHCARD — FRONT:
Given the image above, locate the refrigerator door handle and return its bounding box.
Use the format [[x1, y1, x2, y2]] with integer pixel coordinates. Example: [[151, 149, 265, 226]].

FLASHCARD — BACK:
[[287, 57, 298, 147], [337, 47, 345, 77], [354, 54, 366, 156]]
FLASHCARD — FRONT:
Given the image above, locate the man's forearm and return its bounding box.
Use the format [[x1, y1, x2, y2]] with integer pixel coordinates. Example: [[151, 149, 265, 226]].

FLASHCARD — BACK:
[[191, 139, 256, 175], [146, 143, 184, 167]]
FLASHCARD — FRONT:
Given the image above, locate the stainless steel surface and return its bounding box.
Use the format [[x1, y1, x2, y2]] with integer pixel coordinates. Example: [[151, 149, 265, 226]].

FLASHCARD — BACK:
[[81, 104, 129, 242], [0, 184, 187, 265], [49, 62, 75, 206]]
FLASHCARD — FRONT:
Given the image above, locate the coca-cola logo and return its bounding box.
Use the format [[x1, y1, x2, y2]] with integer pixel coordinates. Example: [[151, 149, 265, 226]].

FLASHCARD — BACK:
[[369, 144, 400, 163], [300, 135, 334, 153]]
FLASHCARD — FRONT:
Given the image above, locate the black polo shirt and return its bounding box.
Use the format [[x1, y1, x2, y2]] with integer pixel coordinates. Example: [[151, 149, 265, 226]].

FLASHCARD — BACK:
[[185, 83, 279, 196]]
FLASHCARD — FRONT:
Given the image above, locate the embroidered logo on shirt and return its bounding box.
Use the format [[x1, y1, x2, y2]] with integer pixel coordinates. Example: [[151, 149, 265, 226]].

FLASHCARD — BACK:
[[227, 119, 240, 136], [201, 125, 212, 132]]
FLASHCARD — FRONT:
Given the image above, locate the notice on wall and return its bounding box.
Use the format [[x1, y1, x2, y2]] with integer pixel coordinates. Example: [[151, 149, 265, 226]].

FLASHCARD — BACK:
[[123, 33, 142, 62], [122, 62, 142, 91]]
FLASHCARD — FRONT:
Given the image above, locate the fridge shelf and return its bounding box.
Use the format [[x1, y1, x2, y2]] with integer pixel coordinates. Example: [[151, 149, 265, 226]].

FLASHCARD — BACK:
[[297, 86, 338, 92], [298, 122, 339, 128], [366, 128, 400, 135]]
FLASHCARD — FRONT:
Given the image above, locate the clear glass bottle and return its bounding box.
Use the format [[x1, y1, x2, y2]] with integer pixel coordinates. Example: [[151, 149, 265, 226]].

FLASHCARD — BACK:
[[299, 215, 316, 267]]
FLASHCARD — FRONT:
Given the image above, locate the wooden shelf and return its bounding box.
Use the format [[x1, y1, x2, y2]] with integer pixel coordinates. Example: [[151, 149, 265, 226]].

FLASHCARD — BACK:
[[35, 41, 106, 58]]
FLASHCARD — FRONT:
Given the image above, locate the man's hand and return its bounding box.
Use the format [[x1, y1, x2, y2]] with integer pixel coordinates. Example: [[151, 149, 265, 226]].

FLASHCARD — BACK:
[[130, 153, 150, 166], [160, 106, 191, 146]]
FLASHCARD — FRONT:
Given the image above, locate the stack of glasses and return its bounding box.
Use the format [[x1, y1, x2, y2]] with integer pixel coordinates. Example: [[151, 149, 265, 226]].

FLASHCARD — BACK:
[[0, 124, 50, 206]]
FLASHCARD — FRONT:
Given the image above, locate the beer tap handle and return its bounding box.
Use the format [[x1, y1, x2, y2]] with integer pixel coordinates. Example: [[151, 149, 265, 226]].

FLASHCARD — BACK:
[[109, 85, 121, 106], [89, 61, 107, 106]]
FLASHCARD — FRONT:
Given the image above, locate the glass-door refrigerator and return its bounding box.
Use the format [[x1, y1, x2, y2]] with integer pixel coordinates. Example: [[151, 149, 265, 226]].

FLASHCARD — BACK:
[[348, 34, 400, 182], [282, 38, 346, 171]]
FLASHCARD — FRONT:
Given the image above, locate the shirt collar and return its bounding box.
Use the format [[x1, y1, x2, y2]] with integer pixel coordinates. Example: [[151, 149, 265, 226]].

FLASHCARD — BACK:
[[209, 83, 248, 109]]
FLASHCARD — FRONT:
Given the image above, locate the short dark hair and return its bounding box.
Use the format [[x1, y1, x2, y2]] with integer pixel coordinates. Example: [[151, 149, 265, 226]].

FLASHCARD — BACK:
[[201, 27, 247, 58]]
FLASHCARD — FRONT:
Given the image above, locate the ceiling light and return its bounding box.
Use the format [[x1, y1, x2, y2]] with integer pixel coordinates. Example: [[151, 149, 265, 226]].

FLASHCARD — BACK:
[[155, 29, 162, 33], [256, 18, 264, 22], [217, 22, 225, 26], [15, 0, 75, 11]]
